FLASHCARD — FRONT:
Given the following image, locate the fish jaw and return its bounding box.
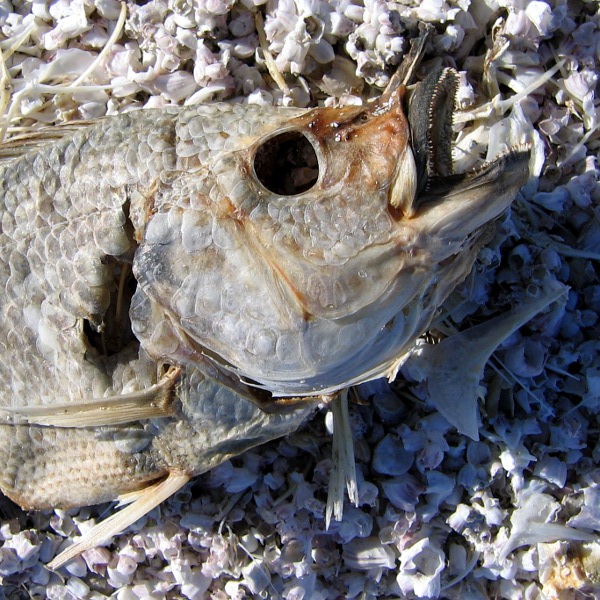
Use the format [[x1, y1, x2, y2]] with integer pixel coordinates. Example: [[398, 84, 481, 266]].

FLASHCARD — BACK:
[[396, 65, 532, 262], [404, 148, 531, 256]]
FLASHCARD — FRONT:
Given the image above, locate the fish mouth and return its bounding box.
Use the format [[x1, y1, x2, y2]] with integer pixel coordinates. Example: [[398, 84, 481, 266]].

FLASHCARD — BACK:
[[389, 66, 531, 239], [414, 146, 531, 240]]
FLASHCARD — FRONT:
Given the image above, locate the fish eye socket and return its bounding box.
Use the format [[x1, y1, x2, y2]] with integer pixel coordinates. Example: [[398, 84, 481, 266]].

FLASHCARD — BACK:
[[253, 130, 319, 195]]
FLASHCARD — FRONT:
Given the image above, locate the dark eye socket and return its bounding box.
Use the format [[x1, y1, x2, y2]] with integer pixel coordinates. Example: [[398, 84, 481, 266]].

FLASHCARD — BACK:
[[253, 130, 319, 196]]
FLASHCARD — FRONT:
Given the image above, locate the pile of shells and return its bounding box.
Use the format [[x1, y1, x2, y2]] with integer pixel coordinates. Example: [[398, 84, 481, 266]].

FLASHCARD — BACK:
[[0, 0, 598, 598]]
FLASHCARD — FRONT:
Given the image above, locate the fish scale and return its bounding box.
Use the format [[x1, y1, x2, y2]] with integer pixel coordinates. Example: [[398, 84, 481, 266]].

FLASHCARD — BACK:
[[0, 103, 321, 519]]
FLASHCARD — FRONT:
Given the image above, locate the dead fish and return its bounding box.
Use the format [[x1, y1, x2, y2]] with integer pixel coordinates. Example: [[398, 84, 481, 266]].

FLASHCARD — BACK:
[[0, 32, 530, 567]]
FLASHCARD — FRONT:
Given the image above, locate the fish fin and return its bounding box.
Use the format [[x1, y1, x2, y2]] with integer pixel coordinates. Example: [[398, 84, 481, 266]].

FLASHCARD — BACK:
[[114, 488, 151, 507], [381, 23, 434, 94], [325, 389, 358, 529], [47, 472, 191, 571], [1, 367, 180, 427], [404, 282, 567, 440], [0, 120, 100, 165]]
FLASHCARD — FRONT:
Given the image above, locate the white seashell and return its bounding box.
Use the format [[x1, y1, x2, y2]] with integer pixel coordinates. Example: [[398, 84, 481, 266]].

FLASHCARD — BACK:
[[532, 186, 570, 211], [65, 576, 91, 598], [423, 471, 457, 521], [107, 554, 138, 587], [342, 537, 396, 570], [502, 338, 547, 378], [476, 492, 505, 528], [486, 104, 538, 165], [82, 546, 112, 572], [327, 10, 353, 37], [326, 505, 373, 544], [42, 22, 89, 52], [467, 440, 492, 466], [220, 33, 259, 58], [372, 434, 413, 476], [185, 81, 232, 104], [64, 554, 88, 578], [240, 561, 271, 594], [94, 0, 122, 20], [246, 88, 273, 105], [153, 71, 197, 102], [571, 20, 596, 46], [396, 537, 445, 598], [455, 70, 475, 109], [504, 9, 532, 38], [426, 470, 455, 497], [564, 70, 596, 104], [435, 24, 465, 52], [0, 547, 21, 576], [382, 474, 424, 512], [567, 486, 600, 531], [171, 559, 212, 597], [525, 1, 554, 37], [22, 48, 98, 83], [78, 101, 108, 119], [171, 12, 196, 31], [343, 4, 364, 23], [175, 27, 197, 50], [309, 38, 334, 64], [276, 21, 311, 74], [4, 530, 40, 561], [229, 10, 254, 37], [358, 480, 379, 506], [51, 512, 76, 537], [567, 173, 595, 209], [193, 42, 229, 86], [533, 456, 567, 488]]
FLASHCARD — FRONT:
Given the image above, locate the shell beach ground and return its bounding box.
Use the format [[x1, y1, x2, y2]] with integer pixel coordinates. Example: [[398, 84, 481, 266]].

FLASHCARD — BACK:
[[0, 0, 599, 598]]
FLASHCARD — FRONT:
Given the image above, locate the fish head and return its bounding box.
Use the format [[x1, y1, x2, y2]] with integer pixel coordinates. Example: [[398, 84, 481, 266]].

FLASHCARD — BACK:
[[132, 67, 531, 396]]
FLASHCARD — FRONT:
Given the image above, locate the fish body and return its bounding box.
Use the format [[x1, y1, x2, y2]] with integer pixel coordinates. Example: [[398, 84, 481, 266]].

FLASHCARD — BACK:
[[0, 103, 320, 510], [0, 55, 530, 566]]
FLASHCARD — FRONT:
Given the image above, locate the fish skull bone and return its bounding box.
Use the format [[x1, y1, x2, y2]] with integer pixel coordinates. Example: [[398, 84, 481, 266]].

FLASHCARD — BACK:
[[131, 67, 531, 397]]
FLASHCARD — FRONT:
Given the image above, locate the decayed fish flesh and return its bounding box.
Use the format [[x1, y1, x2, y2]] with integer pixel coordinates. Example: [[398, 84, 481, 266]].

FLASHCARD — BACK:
[[0, 33, 530, 567]]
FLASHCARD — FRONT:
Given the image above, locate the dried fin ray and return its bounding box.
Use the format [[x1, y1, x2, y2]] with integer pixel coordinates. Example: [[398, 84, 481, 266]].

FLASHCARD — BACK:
[[47, 472, 191, 571], [1, 367, 180, 427], [0, 121, 101, 165], [326, 389, 359, 528]]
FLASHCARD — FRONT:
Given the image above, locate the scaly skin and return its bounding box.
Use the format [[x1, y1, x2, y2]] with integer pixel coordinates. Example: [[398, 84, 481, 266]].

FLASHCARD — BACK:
[[0, 66, 529, 512]]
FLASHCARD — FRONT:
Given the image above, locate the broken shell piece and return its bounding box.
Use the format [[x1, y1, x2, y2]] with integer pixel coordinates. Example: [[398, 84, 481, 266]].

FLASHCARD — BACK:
[[396, 537, 445, 598], [372, 434, 413, 476], [342, 536, 396, 570], [539, 541, 600, 598]]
